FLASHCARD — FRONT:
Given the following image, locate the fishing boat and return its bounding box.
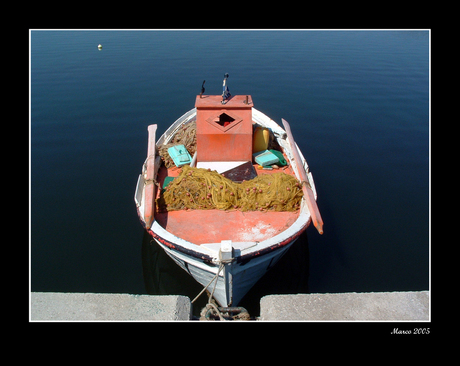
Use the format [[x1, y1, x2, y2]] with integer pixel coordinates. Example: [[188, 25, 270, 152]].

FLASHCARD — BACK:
[[135, 82, 323, 309]]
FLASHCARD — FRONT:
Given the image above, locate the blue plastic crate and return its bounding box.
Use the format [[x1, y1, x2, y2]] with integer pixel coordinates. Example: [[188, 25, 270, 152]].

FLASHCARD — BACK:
[[168, 145, 192, 167], [253, 150, 279, 166]]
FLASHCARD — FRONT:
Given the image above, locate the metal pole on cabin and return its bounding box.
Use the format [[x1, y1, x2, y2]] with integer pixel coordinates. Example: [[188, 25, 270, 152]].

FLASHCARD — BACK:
[[200, 80, 205, 98]]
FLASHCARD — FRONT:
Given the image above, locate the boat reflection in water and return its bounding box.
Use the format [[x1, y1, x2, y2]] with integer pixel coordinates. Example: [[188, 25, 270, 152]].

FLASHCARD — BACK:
[[141, 229, 310, 319]]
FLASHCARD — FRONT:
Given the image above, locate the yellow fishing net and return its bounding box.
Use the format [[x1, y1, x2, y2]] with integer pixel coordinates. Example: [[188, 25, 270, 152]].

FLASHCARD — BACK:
[[156, 165, 303, 212], [158, 121, 197, 168]]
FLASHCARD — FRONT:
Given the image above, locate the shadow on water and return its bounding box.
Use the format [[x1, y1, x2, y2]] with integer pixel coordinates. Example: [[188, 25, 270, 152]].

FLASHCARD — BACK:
[[141, 229, 310, 319]]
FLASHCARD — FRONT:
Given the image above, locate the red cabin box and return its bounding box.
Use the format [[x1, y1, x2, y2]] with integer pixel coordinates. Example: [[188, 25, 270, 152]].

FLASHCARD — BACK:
[[195, 95, 253, 162]]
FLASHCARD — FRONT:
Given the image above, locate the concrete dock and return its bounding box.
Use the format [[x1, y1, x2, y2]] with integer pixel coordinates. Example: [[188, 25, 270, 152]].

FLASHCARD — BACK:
[[259, 291, 429, 321], [30, 291, 429, 321], [31, 293, 191, 321]]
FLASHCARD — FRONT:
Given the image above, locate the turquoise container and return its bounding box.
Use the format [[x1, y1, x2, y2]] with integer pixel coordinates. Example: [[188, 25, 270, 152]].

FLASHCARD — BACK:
[[167, 145, 192, 167], [253, 150, 279, 166]]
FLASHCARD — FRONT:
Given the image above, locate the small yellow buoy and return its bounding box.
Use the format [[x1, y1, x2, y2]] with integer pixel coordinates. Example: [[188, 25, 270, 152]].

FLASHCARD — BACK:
[[98, 44, 102, 50]]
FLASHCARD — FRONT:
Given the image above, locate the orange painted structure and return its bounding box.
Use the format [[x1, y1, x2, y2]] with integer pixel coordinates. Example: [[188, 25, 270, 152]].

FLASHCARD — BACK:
[[196, 95, 253, 162]]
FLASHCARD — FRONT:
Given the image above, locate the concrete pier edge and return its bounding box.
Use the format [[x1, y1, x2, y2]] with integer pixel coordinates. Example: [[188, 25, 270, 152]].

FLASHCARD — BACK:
[[259, 291, 429, 321], [30, 291, 429, 321], [30, 292, 191, 321]]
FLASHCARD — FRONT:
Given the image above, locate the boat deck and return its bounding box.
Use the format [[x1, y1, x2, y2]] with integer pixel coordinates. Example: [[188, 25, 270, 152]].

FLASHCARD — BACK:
[[155, 162, 300, 245]]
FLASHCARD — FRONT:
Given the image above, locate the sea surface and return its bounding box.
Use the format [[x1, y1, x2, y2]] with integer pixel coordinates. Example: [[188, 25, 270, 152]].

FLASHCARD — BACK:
[[30, 30, 430, 317]]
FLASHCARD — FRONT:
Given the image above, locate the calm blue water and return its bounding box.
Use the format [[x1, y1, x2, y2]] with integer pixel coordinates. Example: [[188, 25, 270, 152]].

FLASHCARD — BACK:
[[31, 30, 429, 311]]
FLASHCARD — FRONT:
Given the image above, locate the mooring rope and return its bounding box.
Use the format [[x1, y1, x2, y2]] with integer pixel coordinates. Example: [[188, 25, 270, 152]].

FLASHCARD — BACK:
[[191, 262, 224, 304], [142, 154, 161, 188], [202, 302, 225, 321], [190, 258, 235, 321], [191, 258, 232, 305]]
